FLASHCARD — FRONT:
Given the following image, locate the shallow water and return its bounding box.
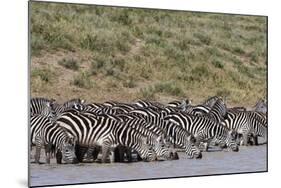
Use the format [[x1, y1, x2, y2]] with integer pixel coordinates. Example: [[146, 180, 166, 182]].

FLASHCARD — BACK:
[[30, 144, 267, 187]]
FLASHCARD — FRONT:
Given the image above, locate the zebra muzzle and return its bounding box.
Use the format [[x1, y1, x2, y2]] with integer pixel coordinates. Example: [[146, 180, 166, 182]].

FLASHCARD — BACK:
[[196, 152, 202, 159]]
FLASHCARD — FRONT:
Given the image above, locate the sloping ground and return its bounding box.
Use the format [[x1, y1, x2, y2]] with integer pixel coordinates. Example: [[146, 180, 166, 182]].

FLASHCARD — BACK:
[[30, 2, 267, 106]]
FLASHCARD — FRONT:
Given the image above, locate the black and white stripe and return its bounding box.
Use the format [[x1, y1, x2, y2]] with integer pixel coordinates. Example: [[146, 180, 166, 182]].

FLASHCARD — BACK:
[[224, 110, 267, 145], [30, 97, 55, 117], [164, 111, 239, 152], [30, 114, 78, 164], [129, 107, 202, 159], [55, 110, 159, 162], [53, 98, 85, 115]]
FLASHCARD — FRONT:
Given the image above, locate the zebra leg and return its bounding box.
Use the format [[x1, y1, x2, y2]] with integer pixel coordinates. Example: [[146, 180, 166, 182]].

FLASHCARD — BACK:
[[109, 147, 115, 163], [114, 146, 120, 162], [241, 133, 249, 146], [101, 145, 110, 163], [83, 147, 95, 162], [56, 150, 62, 164], [34, 136, 43, 164], [201, 142, 209, 152], [92, 146, 100, 161], [34, 145, 41, 164], [119, 146, 125, 162], [45, 144, 52, 164], [126, 147, 133, 162], [252, 136, 258, 145], [75, 145, 88, 163]]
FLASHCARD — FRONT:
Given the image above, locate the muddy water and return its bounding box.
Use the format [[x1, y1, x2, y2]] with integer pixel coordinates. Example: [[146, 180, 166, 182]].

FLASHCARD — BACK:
[[30, 145, 267, 187]]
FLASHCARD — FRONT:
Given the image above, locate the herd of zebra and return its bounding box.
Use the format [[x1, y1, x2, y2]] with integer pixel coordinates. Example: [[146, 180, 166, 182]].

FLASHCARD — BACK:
[[30, 96, 267, 165]]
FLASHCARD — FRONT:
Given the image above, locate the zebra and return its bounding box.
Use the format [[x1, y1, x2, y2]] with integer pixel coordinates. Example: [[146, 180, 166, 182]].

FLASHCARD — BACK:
[[166, 99, 191, 111], [199, 98, 229, 149], [163, 111, 239, 152], [205, 98, 227, 123], [52, 98, 85, 116], [55, 110, 159, 163], [84, 103, 107, 111], [30, 114, 78, 164], [30, 97, 56, 117], [184, 104, 211, 116], [135, 99, 164, 109], [86, 111, 174, 161], [202, 96, 221, 107], [103, 101, 138, 110], [129, 107, 202, 159], [167, 99, 191, 108], [224, 110, 267, 146], [30, 114, 57, 147], [253, 99, 267, 114]]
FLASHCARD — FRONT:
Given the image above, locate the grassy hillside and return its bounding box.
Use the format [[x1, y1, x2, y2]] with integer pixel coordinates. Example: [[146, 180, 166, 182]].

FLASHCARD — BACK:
[[30, 2, 267, 106]]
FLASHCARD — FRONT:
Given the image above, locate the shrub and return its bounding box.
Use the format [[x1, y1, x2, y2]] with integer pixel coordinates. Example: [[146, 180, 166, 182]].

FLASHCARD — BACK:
[[154, 82, 184, 96], [58, 58, 79, 71], [211, 60, 224, 69], [31, 68, 54, 83], [194, 33, 211, 45], [232, 46, 245, 55], [73, 72, 93, 89], [191, 65, 210, 77], [31, 35, 45, 56], [123, 79, 136, 88], [216, 88, 231, 98], [139, 86, 156, 100]]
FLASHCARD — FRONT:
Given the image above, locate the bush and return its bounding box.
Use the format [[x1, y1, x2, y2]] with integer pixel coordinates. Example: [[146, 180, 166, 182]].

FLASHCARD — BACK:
[[139, 86, 156, 100], [31, 68, 54, 83], [154, 82, 184, 96], [211, 60, 224, 69], [194, 33, 211, 45], [232, 46, 245, 55], [73, 72, 93, 89], [216, 88, 231, 98], [191, 65, 210, 77], [123, 79, 136, 88], [58, 58, 79, 71]]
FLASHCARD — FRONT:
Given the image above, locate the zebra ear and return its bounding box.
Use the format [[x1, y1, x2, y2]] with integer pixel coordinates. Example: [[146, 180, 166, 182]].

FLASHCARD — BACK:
[[80, 99, 86, 104]]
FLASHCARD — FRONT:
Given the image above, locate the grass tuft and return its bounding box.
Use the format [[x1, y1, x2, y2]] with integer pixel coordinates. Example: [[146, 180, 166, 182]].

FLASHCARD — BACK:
[[58, 58, 79, 71]]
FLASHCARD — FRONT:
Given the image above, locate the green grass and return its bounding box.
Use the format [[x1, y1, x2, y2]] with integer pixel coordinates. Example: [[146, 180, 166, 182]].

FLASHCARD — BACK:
[[30, 2, 267, 105]]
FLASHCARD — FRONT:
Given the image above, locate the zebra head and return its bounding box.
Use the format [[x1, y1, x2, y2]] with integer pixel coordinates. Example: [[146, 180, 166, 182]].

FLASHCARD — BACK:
[[140, 138, 157, 162], [225, 130, 239, 152], [141, 148, 157, 162], [185, 135, 202, 159], [254, 99, 267, 114], [73, 99, 86, 111], [60, 133, 78, 164], [153, 135, 176, 161]]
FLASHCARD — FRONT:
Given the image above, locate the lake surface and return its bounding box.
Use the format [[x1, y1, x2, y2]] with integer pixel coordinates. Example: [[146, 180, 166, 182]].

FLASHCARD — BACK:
[[29, 144, 267, 187]]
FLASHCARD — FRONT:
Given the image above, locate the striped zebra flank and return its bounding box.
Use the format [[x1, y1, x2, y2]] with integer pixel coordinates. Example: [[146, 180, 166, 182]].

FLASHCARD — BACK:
[[55, 110, 158, 162], [163, 111, 239, 152]]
